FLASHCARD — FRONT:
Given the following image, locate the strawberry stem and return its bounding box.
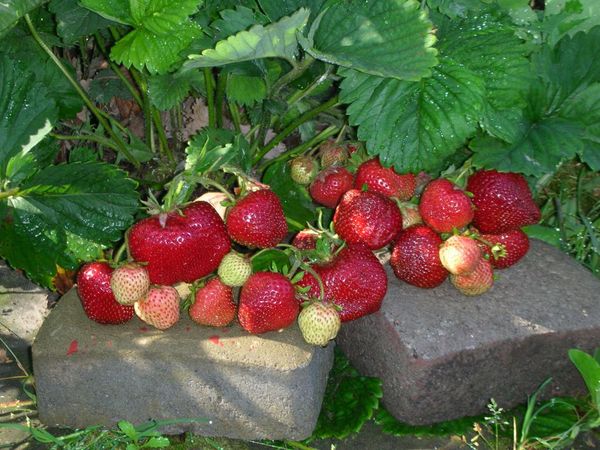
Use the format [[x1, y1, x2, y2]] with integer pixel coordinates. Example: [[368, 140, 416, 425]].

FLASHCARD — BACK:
[[193, 176, 235, 203], [112, 241, 128, 266], [300, 264, 325, 302]]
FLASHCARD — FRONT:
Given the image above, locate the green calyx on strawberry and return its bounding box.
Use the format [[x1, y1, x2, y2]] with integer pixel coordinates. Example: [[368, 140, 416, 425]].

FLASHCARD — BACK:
[[478, 229, 530, 269], [333, 189, 403, 250], [226, 189, 288, 249], [298, 301, 341, 346], [110, 263, 150, 306], [439, 235, 482, 276], [217, 252, 253, 287], [238, 271, 299, 334], [134, 285, 180, 330], [419, 178, 474, 233], [128, 201, 231, 285], [77, 262, 135, 324], [290, 156, 319, 185], [354, 158, 416, 201], [189, 278, 236, 327]]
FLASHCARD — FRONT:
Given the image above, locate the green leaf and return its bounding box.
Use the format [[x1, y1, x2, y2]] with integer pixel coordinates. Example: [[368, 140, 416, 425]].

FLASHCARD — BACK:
[[148, 70, 204, 110], [0, 162, 138, 288], [312, 348, 383, 439], [0, 55, 57, 176], [68, 147, 100, 163], [211, 6, 263, 40], [262, 161, 317, 231], [569, 349, 600, 411], [251, 249, 291, 272], [0, 0, 47, 37], [340, 59, 485, 173], [374, 408, 479, 437], [522, 397, 582, 439], [48, 0, 113, 43], [258, 0, 325, 22], [523, 225, 562, 247], [143, 436, 170, 448], [426, 0, 491, 18], [303, 0, 437, 81], [543, 0, 600, 46], [226, 73, 267, 106], [88, 69, 134, 104], [5, 140, 58, 186], [79, 0, 134, 24], [184, 8, 309, 69], [118, 420, 138, 441], [185, 128, 252, 174]]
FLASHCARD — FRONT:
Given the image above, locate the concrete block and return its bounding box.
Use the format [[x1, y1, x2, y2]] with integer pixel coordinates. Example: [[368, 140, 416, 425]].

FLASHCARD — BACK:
[[337, 240, 600, 424], [32, 289, 333, 440]]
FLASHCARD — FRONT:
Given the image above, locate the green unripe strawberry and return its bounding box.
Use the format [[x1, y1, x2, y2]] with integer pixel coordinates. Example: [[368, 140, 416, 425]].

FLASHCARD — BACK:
[[290, 156, 319, 185], [298, 302, 341, 346], [217, 252, 253, 287], [110, 263, 150, 306], [319, 140, 348, 168]]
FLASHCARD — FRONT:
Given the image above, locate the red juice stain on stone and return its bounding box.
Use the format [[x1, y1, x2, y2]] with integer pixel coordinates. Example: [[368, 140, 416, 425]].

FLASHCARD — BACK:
[[106, 340, 113, 348], [209, 335, 224, 346], [66, 340, 78, 356], [220, 328, 230, 333], [185, 326, 191, 332], [139, 326, 149, 332]]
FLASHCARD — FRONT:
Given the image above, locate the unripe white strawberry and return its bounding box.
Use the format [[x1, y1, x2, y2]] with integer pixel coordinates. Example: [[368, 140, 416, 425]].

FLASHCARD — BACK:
[[110, 263, 150, 305], [298, 302, 341, 346], [290, 156, 319, 185], [439, 235, 482, 275], [398, 202, 422, 229], [450, 257, 494, 296], [319, 140, 348, 168], [134, 285, 180, 330], [217, 252, 252, 287]]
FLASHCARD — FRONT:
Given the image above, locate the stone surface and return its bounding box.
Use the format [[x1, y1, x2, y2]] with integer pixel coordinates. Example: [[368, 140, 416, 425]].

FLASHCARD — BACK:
[[337, 239, 600, 425], [32, 289, 334, 440]]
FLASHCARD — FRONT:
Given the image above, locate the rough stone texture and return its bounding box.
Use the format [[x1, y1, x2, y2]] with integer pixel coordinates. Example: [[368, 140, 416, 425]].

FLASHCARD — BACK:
[[337, 239, 600, 425], [32, 289, 334, 440]]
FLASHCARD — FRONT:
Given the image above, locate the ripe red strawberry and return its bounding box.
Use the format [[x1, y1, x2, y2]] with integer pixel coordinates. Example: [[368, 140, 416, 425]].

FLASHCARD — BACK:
[[467, 170, 541, 233], [297, 244, 387, 322], [134, 285, 180, 330], [226, 189, 288, 249], [419, 179, 474, 233], [77, 262, 134, 324], [390, 225, 449, 288], [189, 278, 236, 327], [309, 167, 354, 208], [128, 201, 230, 285], [319, 140, 348, 168], [480, 229, 530, 269], [298, 301, 341, 346], [354, 158, 416, 201], [110, 263, 150, 305], [238, 272, 299, 334], [450, 257, 494, 296], [333, 189, 402, 250], [439, 235, 481, 275], [292, 229, 319, 250], [290, 156, 319, 185]]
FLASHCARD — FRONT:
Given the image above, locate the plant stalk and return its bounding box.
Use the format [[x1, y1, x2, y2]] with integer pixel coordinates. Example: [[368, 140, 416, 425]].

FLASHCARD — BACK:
[[0, 188, 19, 201], [215, 71, 227, 128], [204, 68, 216, 128], [24, 15, 139, 168], [50, 133, 119, 151]]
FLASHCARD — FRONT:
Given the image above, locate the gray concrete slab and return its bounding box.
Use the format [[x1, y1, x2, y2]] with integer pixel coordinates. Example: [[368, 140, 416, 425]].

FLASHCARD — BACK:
[[337, 239, 600, 425]]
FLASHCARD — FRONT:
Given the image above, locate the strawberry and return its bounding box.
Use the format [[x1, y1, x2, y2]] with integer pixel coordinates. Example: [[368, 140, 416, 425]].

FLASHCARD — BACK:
[[398, 202, 422, 229], [319, 140, 348, 168], [298, 301, 341, 346], [439, 235, 481, 275], [128, 201, 231, 285], [226, 189, 288, 249], [189, 278, 236, 327], [297, 244, 387, 322], [354, 158, 416, 201], [217, 252, 252, 287], [419, 179, 474, 233], [238, 272, 299, 334], [333, 189, 402, 250], [480, 229, 530, 269], [110, 263, 150, 305], [467, 170, 541, 233], [290, 156, 319, 185], [450, 257, 494, 296], [309, 167, 354, 208], [77, 262, 135, 324], [134, 285, 180, 330], [390, 225, 449, 288], [292, 229, 320, 250]]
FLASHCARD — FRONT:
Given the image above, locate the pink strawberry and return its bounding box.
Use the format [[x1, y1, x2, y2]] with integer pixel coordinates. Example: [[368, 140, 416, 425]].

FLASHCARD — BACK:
[[189, 278, 236, 327], [77, 262, 134, 324], [134, 285, 180, 330], [450, 257, 494, 296], [238, 272, 299, 334], [292, 229, 320, 250], [128, 201, 231, 285], [419, 179, 474, 233], [439, 235, 481, 275], [398, 202, 422, 229], [226, 189, 288, 249], [110, 263, 150, 305], [297, 244, 387, 322], [390, 225, 449, 288], [333, 189, 402, 250], [467, 170, 541, 233], [319, 140, 348, 168], [480, 229, 530, 269], [354, 158, 416, 201], [309, 167, 354, 208]]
